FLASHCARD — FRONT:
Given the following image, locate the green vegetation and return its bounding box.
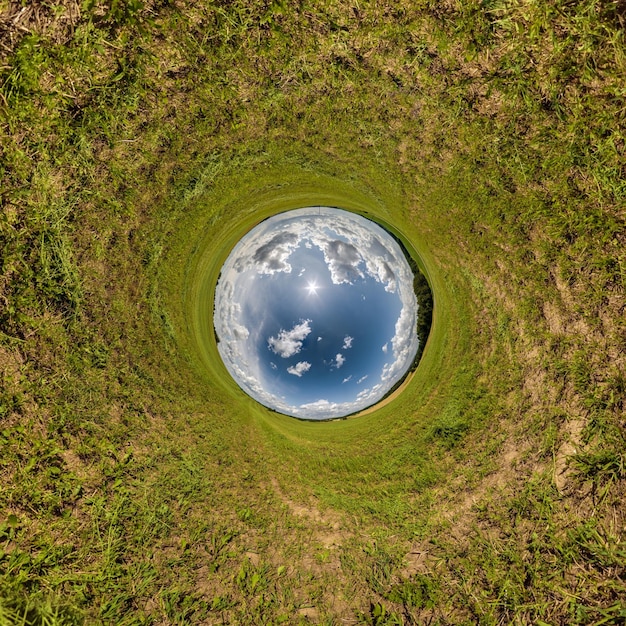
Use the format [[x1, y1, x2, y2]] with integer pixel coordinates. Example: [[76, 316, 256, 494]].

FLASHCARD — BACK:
[[1, 0, 624, 623]]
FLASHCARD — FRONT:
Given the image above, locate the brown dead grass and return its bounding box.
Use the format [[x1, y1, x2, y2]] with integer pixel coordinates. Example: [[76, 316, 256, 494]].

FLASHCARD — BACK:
[[0, 1, 82, 63], [0, 344, 23, 383]]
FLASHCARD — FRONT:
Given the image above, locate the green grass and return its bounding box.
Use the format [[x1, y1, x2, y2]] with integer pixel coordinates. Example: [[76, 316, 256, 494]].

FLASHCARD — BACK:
[[1, 0, 625, 623]]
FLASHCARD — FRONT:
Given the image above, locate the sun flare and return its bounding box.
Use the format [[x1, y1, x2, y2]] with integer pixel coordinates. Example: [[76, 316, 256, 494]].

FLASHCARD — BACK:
[[306, 280, 319, 296]]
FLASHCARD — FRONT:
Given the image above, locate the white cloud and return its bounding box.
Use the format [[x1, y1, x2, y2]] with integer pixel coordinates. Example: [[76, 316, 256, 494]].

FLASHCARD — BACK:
[[381, 305, 417, 382], [298, 399, 341, 414], [321, 239, 364, 284], [250, 232, 299, 274], [382, 342, 388, 353], [342, 375, 352, 384], [268, 319, 312, 358], [357, 375, 368, 384], [363, 248, 397, 292], [287, 361, 311, 377], [357, 382, 383, 401], [342, 335, 353, 349], [293, 379, 386, 419], [335, 353, 345, 368]]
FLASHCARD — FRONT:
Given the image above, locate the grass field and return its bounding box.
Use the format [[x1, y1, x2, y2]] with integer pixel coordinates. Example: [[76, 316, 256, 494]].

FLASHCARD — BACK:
[[1, 0, 625, 624]]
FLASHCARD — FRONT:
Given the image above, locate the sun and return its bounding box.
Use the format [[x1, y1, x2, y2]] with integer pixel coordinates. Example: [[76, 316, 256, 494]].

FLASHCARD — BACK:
[[306, 280, 319, 296]]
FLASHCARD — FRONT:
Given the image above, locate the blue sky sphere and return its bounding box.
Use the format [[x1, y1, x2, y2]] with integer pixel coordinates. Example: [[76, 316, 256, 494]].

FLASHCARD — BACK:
[[213, 207, 419, 419]]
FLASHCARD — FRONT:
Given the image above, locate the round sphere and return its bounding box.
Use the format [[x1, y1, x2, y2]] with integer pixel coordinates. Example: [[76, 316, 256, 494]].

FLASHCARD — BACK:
[[213, 207, 419, 419]]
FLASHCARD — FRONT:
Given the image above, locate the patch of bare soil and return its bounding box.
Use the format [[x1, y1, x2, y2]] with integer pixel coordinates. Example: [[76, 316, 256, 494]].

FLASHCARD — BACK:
[[270, 477, 348, 550], [268, 477, 363, 620], [553, 416, 585, 493], [439, 426, 536, 537], [401, 541, 433, 578], [186, 471, 359, 620]]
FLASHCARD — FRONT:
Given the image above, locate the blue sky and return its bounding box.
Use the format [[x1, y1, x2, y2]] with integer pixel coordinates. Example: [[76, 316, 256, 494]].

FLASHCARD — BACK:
[[214, 207, 419, 419]]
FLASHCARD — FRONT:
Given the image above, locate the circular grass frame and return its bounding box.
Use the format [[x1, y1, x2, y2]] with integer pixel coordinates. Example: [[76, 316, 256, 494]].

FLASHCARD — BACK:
[[165, 149, 469, 453]]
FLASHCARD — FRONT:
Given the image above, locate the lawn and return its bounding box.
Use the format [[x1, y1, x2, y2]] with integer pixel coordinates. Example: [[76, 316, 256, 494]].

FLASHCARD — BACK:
[[1, 0, 625, 623]]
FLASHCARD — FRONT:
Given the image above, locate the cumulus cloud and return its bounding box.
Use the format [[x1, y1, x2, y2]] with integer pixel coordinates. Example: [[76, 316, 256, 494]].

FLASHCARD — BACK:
[[342, 375, 352, 384], [268, 319, 312, 358], [322, 239, 364, 284], [382, 342, 388, 353], [287, 361, 311, 377], [335, 353, 345, 368], [357, 375, 368, 384], [217, 341, 266, 404], [233, 232, 300, 274], [232, 323, 250, 340], [298, 399, 341, 414], [357, 382, 383, 401], [367, 257, 396, 293], [342, 335, 353, 349], [362, 238, 398, 292], [250, 232, 299, 274], [292, 379, 387, 419], [381, 305, 417, 382]]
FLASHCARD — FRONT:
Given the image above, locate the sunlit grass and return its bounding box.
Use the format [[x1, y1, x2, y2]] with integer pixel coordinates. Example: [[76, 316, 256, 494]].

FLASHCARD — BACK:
[[1, 0, 625, 623]]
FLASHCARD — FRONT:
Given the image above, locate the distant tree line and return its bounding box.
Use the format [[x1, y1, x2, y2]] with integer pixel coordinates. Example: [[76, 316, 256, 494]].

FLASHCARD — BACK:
[[413, 269, 433, 365]]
